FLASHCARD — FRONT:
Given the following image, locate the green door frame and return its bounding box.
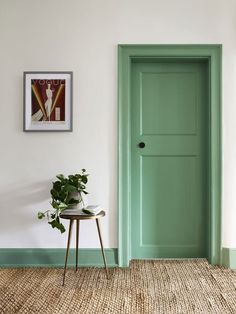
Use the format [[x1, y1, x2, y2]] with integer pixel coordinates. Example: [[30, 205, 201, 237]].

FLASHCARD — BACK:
[[118, 44, 222, 267]]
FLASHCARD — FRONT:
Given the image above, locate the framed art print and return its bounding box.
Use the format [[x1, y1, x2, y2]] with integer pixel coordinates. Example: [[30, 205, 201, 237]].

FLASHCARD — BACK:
[[23, 72, 73, 131]]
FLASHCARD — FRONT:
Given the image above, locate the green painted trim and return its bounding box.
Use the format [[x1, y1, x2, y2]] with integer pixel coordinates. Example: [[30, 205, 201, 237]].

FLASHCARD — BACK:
[[0, 248, 118, 268], [222, 248, 236, 269], [118, 44, 222, 267]]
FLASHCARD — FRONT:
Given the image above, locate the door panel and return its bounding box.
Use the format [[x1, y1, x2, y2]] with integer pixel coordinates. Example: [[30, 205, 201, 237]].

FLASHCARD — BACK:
[[131, 61, 209, 259], [141, 72, 196, 135]]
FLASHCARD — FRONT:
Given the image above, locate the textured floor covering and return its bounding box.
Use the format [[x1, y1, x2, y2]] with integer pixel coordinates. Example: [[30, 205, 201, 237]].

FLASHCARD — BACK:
[[1, 259, 236, 313]]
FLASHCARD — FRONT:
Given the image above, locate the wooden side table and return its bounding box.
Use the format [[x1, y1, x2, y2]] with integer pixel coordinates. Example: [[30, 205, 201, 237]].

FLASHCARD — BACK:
[[60, 210, 108, 286]]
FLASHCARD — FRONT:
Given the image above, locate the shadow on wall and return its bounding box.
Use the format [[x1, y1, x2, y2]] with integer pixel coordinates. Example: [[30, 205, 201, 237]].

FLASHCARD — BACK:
[[0, 180, 50, 240]]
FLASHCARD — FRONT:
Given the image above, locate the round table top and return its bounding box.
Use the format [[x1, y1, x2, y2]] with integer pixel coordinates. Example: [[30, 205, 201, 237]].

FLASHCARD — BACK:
[[60, 210, 105, 220]]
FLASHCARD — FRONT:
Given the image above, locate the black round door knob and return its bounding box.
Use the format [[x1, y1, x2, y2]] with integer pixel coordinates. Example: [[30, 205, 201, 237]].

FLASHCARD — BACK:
[[138, 142, 145, 148]]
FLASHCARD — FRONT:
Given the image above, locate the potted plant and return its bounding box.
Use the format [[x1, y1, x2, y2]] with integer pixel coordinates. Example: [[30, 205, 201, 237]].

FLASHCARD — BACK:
[[37, 169, 89, 233]]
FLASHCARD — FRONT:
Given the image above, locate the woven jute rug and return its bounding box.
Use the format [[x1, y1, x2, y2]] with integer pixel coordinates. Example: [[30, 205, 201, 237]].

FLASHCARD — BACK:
[[1, 259, 236, 314]]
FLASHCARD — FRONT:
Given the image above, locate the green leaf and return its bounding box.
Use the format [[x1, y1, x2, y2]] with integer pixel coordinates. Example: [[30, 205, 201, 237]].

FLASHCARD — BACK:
[[58, 202, 68, 209], [68, 198, 79, 205], [37, 212, 45, 219], [51, 201, 60, 210], [64, 184, 77, 193], [50, 188, 59, 198], [81, 176, 88, 184], [48, 218, 66, 233], [48, 220, 56, 228], [53, 181, 62, 191], [58, 224, 66, 233], [56, 174, 65, 181]]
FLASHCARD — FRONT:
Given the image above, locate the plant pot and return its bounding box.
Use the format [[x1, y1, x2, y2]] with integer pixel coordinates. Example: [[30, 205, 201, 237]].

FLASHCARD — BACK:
[[68, 191, 84, 209]]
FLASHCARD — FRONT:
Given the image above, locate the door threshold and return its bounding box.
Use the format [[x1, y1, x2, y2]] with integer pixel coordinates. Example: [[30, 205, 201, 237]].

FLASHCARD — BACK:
[[131, 258, 207, 260]]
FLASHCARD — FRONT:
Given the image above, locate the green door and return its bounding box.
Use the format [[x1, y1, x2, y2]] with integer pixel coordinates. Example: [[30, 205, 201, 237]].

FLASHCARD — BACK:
[[131, 60, 209, 259]]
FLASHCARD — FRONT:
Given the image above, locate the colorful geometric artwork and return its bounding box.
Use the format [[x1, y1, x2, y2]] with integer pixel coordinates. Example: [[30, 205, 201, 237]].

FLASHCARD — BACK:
[[31, 79, 65, 122], [24, 72, 72, 131]]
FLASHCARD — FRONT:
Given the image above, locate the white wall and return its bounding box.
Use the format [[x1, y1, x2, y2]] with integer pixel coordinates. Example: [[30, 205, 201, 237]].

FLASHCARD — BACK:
[[0, 0, 236, 249]]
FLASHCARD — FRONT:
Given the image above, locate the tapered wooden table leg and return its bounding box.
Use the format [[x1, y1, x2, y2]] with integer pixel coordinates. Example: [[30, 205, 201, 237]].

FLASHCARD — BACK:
[[96, 218, 109, 279], [62, 219, 74, 286], [76, 220, 80, 272]]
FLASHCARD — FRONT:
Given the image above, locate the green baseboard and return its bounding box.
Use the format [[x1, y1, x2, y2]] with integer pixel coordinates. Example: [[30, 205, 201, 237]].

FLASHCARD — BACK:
[[221, 248, 236, 269], [0, 248, 118, 268]]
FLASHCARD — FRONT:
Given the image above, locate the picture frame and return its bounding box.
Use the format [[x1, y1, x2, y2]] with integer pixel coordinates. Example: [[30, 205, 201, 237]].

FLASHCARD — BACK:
[[23, 71, 73, 132]]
